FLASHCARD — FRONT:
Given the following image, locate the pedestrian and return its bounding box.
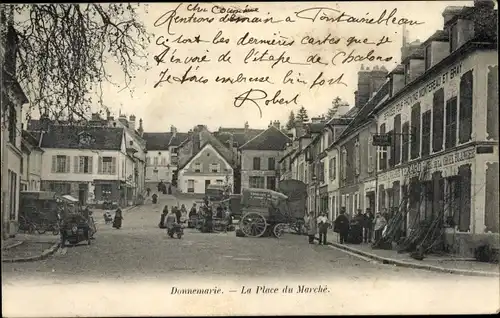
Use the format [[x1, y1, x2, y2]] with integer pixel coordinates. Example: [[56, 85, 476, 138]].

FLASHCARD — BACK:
[[159, 205, 168, 228], [189, 203, 197, 218], [146, 187, 151, 197], [305, 212, 317, 244], [363, 208, 374, 243], [173, 206, 182, 224], [223, 207, 232, 233], [333, 208, 350, 244], [180, 205, 188, 225], [165, 209, 177, 237], [113, 208, 123, 229], [373, 212, 387, 242], [317, 212, 330, 245], [350, 209, 365, 244]]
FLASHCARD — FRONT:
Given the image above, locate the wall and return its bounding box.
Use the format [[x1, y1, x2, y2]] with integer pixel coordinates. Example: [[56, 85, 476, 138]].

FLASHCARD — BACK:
[[41, 148, 125, 182], [146, 150, 172, 184], [241, 149, 282, 189], [178, 144, 234, 194]]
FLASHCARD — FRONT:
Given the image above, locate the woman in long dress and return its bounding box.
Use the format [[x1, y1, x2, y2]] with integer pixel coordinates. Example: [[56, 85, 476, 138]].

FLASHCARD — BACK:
[[113, 208, 123, 229], [305, 212, 317, 244], [165, 210, 177, 237]]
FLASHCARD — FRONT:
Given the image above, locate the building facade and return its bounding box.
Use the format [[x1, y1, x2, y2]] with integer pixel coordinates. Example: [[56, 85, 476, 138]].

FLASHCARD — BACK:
[[20, 130, 43, 191], [370, 1, 498, 255], [240, 125, 291, 191], [38, 125, 136, 207], [1, 20, 29, 238], [177, 143, 234, 194]]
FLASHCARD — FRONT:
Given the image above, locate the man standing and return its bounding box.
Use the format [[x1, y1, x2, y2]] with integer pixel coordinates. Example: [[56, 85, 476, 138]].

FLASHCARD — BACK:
[[317, 212, 330, 245], [334, 207, 350, 244], [305, 212, 317, 244], [363, 208, 374, 243]]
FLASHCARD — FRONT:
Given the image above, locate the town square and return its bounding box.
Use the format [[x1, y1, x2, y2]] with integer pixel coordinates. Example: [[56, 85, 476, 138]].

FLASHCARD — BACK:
[[1, 1, 499, 316]]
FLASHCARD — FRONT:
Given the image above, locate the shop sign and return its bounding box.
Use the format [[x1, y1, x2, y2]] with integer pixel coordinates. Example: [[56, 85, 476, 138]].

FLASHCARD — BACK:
[[379, 147, 475, 181], [383, 63, 463, 120]]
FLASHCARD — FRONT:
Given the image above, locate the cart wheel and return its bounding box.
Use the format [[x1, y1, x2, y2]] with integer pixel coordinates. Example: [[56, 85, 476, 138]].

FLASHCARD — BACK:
[[239, 212, 267, 237], [52, 228, 60, 236], [273, 223, 287, 238]]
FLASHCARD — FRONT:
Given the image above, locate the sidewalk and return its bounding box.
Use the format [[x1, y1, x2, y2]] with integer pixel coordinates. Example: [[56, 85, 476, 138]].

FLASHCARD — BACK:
[[2, 233, 60, 263], [318, 233, 500, 277]]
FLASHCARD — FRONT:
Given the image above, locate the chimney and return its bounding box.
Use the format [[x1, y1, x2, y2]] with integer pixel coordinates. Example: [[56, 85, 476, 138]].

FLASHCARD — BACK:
[[170, 125, 177, 137], [40, 113, 51, 132], [118, 114, 129, 128], [442, 6, 465, 26], [273, 120, 280, 129], [268, 120, 273, 128], [293, 118, 306, 139], [354, 65, 388, 108], [138, 119, 144, 136], [311, 117, 324, 124], [129, 115, 136, 131], [106, 109, 111, 120], [335, 102, 350, 118], [244, 121, 249, 130]]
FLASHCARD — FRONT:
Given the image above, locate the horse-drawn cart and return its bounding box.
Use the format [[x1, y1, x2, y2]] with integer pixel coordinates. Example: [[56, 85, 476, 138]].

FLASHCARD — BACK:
[[238, 187, 303, 238]]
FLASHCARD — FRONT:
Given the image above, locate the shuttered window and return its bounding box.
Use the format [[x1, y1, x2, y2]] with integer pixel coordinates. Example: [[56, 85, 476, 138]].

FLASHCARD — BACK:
[[401, 122, 410, 163], [445, 97, 458, 149], [459, 70, 473, 144], [421, 110, 432, 157], [410, 103, 421, 160], [432, 88, 444, 152], [393, 114, 401, 165], [379, 124, 387, 170], [52, 155, 70, 173], [99, 156, 116, 174]]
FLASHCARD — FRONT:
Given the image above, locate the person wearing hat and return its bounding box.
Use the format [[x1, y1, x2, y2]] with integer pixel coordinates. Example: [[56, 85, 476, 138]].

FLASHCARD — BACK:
[[334, 207, 350, 244], [305, 211, 317, 244], [317, 212, 330, 245]]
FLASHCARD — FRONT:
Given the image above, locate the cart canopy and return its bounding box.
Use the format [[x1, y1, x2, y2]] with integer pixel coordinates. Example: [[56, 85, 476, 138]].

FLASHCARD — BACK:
[[241, 188, 288, 209], [61, 195, 79, 203]]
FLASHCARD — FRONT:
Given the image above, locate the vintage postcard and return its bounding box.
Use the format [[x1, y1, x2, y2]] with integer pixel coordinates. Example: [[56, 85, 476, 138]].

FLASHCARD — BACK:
[[1, 1, 499, 316]]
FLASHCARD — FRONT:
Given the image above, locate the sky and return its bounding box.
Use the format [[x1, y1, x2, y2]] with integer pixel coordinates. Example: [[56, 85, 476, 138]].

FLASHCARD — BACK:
[[94, 1, 475, 133]]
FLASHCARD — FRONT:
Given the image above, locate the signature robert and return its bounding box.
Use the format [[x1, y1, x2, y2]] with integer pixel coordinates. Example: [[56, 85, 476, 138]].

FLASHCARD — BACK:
[[233, 89, 300, 118]]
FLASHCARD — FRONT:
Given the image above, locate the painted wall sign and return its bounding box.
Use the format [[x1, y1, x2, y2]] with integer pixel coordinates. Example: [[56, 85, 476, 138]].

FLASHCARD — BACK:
[[383, 63, 463, 120]]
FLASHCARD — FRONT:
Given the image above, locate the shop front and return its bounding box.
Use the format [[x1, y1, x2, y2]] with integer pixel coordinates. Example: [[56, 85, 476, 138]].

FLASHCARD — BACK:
[[376, 145, 498, 256]]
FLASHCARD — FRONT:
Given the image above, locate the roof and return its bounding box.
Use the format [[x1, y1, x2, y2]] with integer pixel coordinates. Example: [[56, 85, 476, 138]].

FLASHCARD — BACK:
[[177, 141, 233, 171], [169, 132, 189, 147], [39, 125, 124, 150], [278, 148, 297, 163], [334, 80, 391, 145], [213, 128, 264, 147], [239, 125, 291, 151], [326, 117, 353, 126], [306, 122, 326, 134], [143, 132, 172, 150], [388, 64, 405, 76], [21, 130, 41, 148], [423, 30, 449, 45]]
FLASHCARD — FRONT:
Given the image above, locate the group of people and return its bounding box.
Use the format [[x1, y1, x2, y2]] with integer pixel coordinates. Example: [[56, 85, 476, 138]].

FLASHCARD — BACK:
[[159, 204, 187, 236], [304, 208, 388, 245]]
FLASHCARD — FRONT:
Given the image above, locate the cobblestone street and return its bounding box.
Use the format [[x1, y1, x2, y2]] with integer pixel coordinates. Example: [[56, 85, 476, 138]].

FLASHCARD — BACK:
[[3, 195, 499, 315]]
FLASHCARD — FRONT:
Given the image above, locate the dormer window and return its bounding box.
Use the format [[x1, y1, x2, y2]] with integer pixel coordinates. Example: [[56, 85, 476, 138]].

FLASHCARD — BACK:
[[78, 132, 95, 145], [449, 22, 458, 52], [424, 44, 432, 71]]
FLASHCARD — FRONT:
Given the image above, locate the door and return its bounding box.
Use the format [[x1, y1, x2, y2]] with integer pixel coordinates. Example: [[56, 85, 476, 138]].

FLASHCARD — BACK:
[[78, 183, 88, 205], [266, 176, 276, 191], [205, 180, 211, 191]]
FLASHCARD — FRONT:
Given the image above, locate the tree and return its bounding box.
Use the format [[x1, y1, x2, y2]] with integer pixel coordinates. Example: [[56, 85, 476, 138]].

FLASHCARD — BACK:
[[7, 4, 151, 122], [285, 111, 295, 130], [296, 106, 309, 123], [325, 97, 345, 119]]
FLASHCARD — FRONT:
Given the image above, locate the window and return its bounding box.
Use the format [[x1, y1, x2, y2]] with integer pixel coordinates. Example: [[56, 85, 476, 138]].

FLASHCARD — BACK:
[[194, 163, 202, 173], [445, 97, 457, 149], [328, 158, 333, 179], [161, 157, 166, 165], [354, 139, 360, 175], [450, 23, 458, 52], [216, 179, 223, 185], [268, 157, 275, 170], [341, 147, 347, 179], [421, 110, 432, 156], [249, 176, 265, 188], [393, 114, 401, 165], [121, 160, 125, 178], [387, 130, 394, 168], [187, 180, 195, 192], [153, 157, 158, 166], [210, 163, 220, 173], [433, 88, 445, 152], [459, 70, 473, 144], [410, 103, 421, 160], [76, 156, 93, 174], [425, 44, 432, 70], [8, 104, 17, 144], [378, 124, 387, 170], [146, 157, 151, 165], [447, 176, 461, 227], [319, 161, 325, 183], [266, 176, 276, 190], [332, 157, 337, 180], [51, 182, 71, 195], [401, 122, 410, 163], [100, 156, 116, 174], [53, 155, 69, 173], [253, 157, 261, 170]]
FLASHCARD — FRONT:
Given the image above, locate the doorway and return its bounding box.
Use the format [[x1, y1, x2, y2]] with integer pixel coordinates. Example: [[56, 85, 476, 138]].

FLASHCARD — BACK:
[[205, 180, 211, 190], [78, 183, 88, 205]]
